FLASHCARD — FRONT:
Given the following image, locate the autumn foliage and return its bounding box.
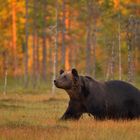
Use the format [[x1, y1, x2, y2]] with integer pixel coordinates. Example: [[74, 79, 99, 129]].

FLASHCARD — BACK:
[[0, 0, 140, 86]]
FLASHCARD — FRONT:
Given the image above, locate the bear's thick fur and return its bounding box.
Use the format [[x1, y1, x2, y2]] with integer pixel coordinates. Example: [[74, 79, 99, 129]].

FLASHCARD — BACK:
[[54, 69, 140, 120]]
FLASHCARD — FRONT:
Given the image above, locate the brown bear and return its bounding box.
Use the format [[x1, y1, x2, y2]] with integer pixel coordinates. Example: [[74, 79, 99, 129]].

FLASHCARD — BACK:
[[54, 68, 140, 120]]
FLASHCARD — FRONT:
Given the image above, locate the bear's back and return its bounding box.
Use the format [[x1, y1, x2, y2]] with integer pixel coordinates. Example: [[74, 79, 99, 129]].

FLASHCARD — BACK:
[[105, 80, 139, 93], [105, 80, 140, 101]]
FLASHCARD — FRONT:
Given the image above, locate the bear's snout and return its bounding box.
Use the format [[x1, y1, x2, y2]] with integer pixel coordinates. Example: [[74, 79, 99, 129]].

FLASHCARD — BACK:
[[54, 79, 59, 87], [54, 80, 58, 86]]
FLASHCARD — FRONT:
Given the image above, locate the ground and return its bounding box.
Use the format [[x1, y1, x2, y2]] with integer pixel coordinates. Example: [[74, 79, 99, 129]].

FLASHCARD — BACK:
[[0, 91, 140, 140]]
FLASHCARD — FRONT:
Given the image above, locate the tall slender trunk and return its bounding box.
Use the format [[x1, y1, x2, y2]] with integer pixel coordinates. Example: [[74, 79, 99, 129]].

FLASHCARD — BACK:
[[65, 2, 71, 70], [86, 0, 92, 75], [49, 41, 53, 73], [118, 15, 122, 80], [61, 0, 66, 69], [134, 18, 139, 74], [127, 38, 133, 82], [42, 34, 47, 81], [110, 41, 115, 80], [92, 20, 97, 78], [24, 0, 29, 87], [52, 0, 58, 94], [118, 9, 122, 80], [42, 2, 47, 82], [32, 0, 38, 87], [127, 16, 135, 83], [32, 32, 37, 87], [65, 47, 70, 70], [106, 43, 111, 80], [12, 0, 17, 77], [52, 0, 59, 95], [3, 51, 8, 95], [36, 36, 40, 82], [71, 46, 76, 68], [86, 21, 91, 75], [106, 60, 110, 80]]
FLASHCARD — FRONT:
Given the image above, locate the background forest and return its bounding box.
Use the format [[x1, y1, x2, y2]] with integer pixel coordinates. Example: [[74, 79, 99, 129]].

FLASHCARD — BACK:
[[0, 0, 140, 93]]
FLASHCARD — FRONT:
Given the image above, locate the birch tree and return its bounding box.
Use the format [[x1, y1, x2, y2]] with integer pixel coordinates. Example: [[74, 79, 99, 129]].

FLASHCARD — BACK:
[[32, 0, 38, 87], [12, 0, 17, 77], [127, 16, 135, 83], [3, 51, 8, 95], [24, 0, 29, 87], [52, 0, 59, 95], [86, 0, 92, 75], [61, 0, 66, 69], [42, 0, 47, 82], [118, 13, 122, 80]]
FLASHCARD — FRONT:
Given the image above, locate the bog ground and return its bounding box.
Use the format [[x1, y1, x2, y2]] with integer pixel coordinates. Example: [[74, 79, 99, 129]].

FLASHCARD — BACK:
[[0, 92, 139, 140]]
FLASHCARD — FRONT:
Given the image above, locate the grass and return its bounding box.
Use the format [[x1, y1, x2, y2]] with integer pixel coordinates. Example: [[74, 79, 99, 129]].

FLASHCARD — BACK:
[[0, 93, 140, 140], [0, 77, 140, 139]]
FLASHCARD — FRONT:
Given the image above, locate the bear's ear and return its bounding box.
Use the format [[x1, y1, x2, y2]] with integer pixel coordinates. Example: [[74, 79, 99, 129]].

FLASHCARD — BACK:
[[72, 68, 79, 81], [60, 69, 64, 75]]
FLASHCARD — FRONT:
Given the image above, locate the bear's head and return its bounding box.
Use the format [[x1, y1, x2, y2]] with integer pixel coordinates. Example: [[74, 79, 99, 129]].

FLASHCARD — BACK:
[[54, 68, 79, 90]]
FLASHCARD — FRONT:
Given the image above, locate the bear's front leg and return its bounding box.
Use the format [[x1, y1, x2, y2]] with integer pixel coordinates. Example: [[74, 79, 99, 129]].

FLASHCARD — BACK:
[[60, 100, 83, 120], [60, 108, 82, 120]]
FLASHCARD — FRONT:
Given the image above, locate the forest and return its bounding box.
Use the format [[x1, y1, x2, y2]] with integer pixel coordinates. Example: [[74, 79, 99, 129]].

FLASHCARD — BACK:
[[0, 0, 140, 92], [0, 1, 140, 139]]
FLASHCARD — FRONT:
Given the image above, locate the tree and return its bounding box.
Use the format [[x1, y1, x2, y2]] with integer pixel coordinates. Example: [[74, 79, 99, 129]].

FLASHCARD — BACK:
[[12, 0, 17, 77], [126, 16, 138, 83], [24, 0, 29, 87], [85, 0, 100, 76], [32, 0, 38, 87], [91, 0, 99, 78], [52, 0, 59, 95], [118, 12, 122, 80], [86, 0, 92, 75], [61, 0, 66, 69], [2, 51, 8, 95], [42, 0, 47, 82]]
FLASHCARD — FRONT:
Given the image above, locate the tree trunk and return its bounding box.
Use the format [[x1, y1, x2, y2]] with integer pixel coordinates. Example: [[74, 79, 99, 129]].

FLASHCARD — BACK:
[[3, 51, 8, 95], [92, 20, 97, 78], [65, 47, 70, 70], [86, 0, 92, 75], [49, 40, 53, 74], [32, 33, 37, 87], [134, 18, 139, 74], [12, 0, 17, 77], [36, 36, 40, 83], [127, 16, 135, 83], [86, 0, 99, 76], [71, 46, 76, 68], [61, 0, 66, 69], [127, 39, 133, 83], [118, 14, 122, 80], [24, 0, 29, 87], [110, 40, 115, 80], [86, 21, 91, 75], [105, 43, 111, 80], [42, 1, 47, 82], [32, 0, 38, 87], [42, 34, 47, 81], [52, 0, 59, 95]]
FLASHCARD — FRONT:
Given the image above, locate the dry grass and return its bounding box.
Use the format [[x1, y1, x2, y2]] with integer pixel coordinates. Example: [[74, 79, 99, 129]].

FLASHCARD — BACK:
[[0, 93, 140, 140]]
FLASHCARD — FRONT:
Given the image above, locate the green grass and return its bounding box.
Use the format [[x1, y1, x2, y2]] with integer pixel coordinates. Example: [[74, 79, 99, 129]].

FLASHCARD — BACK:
[[0, 76, 53, 94], [0, 77, 140, 139], [0, 93, 139, 140], [1, 75, 140, 95]]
